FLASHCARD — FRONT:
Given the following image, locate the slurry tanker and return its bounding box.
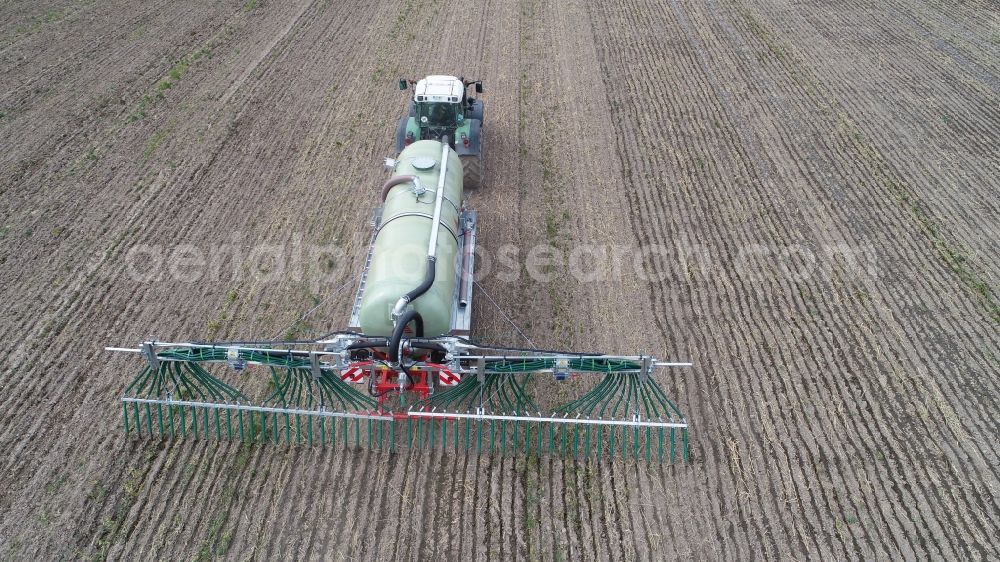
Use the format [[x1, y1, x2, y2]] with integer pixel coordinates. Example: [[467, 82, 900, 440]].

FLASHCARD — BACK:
[[108, 76, 690, 461]]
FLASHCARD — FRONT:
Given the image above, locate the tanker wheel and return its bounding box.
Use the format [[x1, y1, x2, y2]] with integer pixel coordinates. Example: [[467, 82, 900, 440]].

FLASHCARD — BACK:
[[461, 154, 483, 190]]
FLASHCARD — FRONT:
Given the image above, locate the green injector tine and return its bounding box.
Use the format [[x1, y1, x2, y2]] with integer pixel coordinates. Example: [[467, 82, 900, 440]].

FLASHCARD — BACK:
[[133, 402, 142, 437], [682, 428, 689, 461], [168, 405, 175, 438], [203, 408, 210, 440]]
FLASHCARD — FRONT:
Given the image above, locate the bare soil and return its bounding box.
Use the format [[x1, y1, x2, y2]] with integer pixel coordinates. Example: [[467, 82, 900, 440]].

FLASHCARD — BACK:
[[0, 0, 997, 559]]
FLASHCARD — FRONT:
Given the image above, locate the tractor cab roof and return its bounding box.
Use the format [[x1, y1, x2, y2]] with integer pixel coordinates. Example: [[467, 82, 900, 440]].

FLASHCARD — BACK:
[[413, 75, 464, 103]]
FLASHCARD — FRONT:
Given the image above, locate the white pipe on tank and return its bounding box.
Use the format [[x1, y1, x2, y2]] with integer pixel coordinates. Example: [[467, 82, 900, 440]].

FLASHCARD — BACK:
[[391, 137, 451, 319], [426, 138, 451, 258]]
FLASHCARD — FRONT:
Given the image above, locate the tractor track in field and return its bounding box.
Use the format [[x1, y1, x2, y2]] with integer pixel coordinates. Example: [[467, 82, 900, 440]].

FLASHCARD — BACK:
[[0, 0, 252, 491], [759, 0, 1000, 282], [584, 0, 1000, 556], [728, 0, 1000, 458], [0, 0, 997, 559], [652, 4, 904, 552]]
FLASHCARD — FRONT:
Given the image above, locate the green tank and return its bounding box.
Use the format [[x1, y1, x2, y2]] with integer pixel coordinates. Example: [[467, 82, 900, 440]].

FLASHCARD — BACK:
[[358, 140, 464, 337]]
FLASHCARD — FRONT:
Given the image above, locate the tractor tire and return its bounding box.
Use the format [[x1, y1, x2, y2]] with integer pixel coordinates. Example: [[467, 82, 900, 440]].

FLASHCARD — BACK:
[[466, 100, 484, 122], [461, 154, 483, 190], [395, 116, 409, 155]]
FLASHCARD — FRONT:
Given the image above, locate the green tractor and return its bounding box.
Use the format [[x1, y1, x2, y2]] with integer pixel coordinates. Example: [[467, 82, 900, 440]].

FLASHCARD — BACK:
[[396, 75, 484, 188]]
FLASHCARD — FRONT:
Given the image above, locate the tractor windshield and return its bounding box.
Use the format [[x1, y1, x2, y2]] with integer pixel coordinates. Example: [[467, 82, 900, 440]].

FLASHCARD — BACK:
[[418, 102, 459, 126]]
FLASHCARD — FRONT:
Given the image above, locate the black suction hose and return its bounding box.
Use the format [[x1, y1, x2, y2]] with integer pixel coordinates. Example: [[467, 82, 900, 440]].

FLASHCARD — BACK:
[[345, 338, 389, 350], [406, 256, 436, 305], [409, 342, 447, 353], [386, 254, 437, 368], [389, 308, 424, 364]]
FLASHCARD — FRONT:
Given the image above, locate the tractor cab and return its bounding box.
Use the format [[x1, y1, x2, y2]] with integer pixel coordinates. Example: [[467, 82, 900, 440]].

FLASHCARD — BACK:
[[396, 75, 484, 188], [417, 101, 460, 127], [413, 75, 465, 128]]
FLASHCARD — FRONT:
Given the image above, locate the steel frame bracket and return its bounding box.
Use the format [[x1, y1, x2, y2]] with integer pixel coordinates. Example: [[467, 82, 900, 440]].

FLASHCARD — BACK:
[[640, 356, 653, 383], [141, 341, 159, 372], [310, 352, 322, 380]]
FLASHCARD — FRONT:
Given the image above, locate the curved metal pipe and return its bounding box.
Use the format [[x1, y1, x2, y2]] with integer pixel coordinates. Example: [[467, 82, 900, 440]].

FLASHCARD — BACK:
[[380, 175, 419, 202]]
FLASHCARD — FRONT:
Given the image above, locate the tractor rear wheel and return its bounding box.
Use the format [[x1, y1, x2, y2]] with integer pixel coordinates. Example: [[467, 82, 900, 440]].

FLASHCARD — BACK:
[[460, 154, 482, 189], [394, 116, 409, 155]]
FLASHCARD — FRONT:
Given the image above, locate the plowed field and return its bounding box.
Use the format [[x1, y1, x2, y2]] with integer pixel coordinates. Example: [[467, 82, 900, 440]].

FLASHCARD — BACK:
[[1, 0, 997, 559]]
